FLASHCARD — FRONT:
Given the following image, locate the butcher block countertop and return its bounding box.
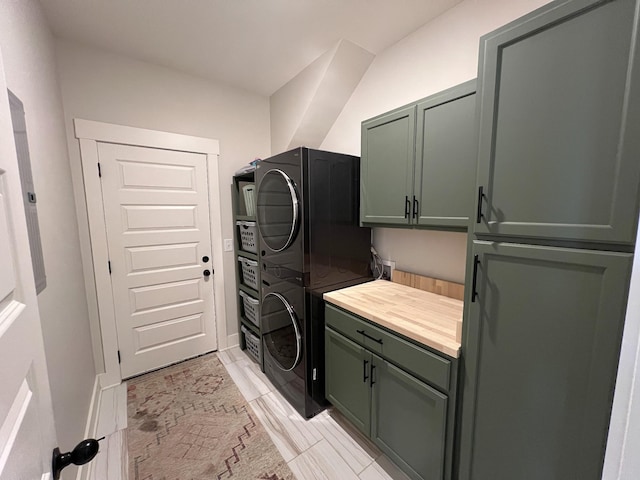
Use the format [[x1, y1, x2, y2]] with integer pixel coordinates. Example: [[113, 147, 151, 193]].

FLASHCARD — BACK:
[[324, 280, 463, 358]]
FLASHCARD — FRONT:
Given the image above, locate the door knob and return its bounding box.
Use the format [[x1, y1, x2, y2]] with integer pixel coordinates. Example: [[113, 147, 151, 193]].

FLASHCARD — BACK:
[[52, 437, 103, 479], [202, 255, 210, 263], [203, 269, 212, 277]]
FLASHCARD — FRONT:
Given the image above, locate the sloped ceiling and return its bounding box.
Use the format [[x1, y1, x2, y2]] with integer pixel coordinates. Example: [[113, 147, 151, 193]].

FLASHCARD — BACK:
[[40, 0, 463, 96], [271, 39, 375, 153]]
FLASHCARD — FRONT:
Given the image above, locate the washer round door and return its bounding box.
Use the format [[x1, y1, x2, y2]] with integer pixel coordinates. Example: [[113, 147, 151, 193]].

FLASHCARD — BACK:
[[257, 169, 300, 252], [262, 292, 302, 372]]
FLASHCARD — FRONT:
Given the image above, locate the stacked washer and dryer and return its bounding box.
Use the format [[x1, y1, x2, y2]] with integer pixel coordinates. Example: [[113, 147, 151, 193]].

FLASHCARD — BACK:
[[255, 147, 372, 418]]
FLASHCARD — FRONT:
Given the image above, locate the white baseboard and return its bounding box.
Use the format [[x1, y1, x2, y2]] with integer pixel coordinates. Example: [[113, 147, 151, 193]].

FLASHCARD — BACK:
[[226, 333, 239, 349], [75, 376, 102, 480], [75, 377, 128, 480]]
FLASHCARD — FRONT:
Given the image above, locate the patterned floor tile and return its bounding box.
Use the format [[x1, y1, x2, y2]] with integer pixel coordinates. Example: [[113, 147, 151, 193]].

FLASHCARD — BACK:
[[308, 410, 377, 474], [288, 440, 361, 480], [217, 345, 247, 365], [222, 356, 271, 401], [359, 455, 412, 480], [249, 390, 323, 462]]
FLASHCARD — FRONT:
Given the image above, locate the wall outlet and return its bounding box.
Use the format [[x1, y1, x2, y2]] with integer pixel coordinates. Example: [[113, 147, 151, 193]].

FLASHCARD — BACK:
[[381, 259, 395, 281], [223, 238, 233, 252]]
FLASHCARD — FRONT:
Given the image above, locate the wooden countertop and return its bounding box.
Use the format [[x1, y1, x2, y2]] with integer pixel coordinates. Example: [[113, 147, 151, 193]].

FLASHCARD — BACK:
[[324, 280, 463, 358]]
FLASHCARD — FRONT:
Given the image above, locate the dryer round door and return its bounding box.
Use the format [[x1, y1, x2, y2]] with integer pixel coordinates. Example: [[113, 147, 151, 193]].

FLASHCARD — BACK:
[[262, 292, 302, 372], [257, 169, 300, 252]]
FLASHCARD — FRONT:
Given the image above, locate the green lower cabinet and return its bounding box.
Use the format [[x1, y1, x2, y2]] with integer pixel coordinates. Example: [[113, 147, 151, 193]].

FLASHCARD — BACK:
[[325, 328, 371, 434], [326, 326, 449, 480], [371, 354, 447, 480]]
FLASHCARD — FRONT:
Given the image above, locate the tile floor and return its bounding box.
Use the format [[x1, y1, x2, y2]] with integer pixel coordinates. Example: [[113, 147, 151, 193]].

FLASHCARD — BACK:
[[218, 346, 411, 480]]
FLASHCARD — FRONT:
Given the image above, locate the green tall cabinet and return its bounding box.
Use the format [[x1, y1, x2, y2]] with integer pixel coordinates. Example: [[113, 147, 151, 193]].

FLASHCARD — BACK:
[[459, 0, 640, 479], [361, 80, 477, 229], [460, 242, 632, 479], [473, 0, 640, 245]]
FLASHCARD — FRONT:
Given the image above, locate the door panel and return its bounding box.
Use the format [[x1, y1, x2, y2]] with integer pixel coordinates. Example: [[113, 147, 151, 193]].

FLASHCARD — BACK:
[[134, 313, 204, 351], [371, 355, 447, 480], [361, 105, 416, 225], [126, 242, 198, 273], [99, 142, 216, 378], [416, 82, 477, 228], [459, 241, 632, 480], [325, 328, 371, 435], [474, 0, 640, 244], [122, 204, 197, 230], [0, 55, 56, 478]]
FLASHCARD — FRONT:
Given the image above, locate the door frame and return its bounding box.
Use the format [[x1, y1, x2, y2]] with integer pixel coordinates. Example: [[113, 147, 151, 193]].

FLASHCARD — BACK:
[[72, 119, 227, 388]]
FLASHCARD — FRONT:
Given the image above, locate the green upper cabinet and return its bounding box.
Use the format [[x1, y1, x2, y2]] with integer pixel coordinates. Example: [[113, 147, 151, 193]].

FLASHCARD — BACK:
[[474, 0, 640, 245], [415, 80, 477, 228], [361, 105, 416, 225], [458, 241, 632, 480], [361, 80, 478, 229]]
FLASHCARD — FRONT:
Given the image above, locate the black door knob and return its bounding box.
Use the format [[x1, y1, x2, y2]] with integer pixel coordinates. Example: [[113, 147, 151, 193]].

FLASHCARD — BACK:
[[202, 255, 209, 263], [203, 269, 211, 277], [52, 438, 102, 480]]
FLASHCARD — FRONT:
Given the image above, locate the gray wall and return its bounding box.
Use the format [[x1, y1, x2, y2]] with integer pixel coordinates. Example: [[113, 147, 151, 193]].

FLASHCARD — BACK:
[[0, 0, 95, 473]]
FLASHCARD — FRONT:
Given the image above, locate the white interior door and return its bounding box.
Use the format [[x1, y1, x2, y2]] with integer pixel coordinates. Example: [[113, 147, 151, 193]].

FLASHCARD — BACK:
[[98, 142, 217, 378], [0, 53, 56, 479]]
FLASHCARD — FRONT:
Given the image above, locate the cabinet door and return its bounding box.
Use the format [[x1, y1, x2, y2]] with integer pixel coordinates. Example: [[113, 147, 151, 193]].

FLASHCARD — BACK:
[[361, 105, 415, 225], [474, 0, 640, 244], [325, 327, 371, 435], [371, 354, 447, 480], [415, 80, 477, 228], [458, 241, 633, 480]]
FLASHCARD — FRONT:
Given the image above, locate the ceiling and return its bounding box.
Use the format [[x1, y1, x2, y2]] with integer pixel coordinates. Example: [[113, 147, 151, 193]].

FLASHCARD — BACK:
[[40, 0, 463, 96]]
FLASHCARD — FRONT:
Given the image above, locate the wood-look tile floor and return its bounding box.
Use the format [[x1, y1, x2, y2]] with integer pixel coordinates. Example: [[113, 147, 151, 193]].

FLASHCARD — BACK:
[[218, 346, 411, 480]]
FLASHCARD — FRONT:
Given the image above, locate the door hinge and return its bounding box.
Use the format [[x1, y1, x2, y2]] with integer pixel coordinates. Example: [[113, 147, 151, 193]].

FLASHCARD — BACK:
[[108, 261, 112, 274], [98, 162, 102, 178], [117, 350, 121, 364]]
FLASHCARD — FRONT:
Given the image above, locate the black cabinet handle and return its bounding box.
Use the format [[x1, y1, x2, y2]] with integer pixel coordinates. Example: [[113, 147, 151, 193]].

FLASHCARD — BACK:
[[363, 359, 369, 383], [357, 329, 383, 344], [471, 255, 480, 303], [476, 186, 485, 223], [370, 364, 376, 386], [404, 196, 410, 218], [412, 196, 419, 219]]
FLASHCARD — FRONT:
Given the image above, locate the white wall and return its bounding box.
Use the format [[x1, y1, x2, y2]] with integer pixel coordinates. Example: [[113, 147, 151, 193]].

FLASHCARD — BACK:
[[55, 40, 271, 354], [0, 0, 95, 469], [320, 0, 553, 283], [603, 216, 640, 480], [270, 47, 333, 154]]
